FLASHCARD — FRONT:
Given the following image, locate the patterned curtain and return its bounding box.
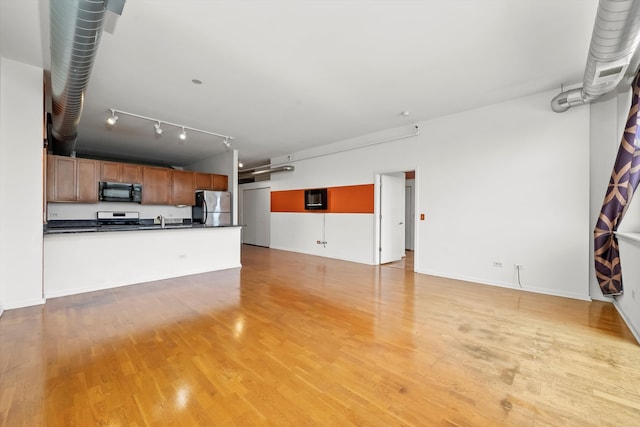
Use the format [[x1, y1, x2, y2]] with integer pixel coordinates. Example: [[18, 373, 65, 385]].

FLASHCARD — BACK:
[[594, 72, 640, 296]]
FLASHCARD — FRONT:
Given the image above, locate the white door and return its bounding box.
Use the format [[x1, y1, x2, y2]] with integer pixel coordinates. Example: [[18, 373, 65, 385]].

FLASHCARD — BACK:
[[254, 187, 271, 247], [242, 188, 271, 247], [405, 181, 414, 251], [242, 189, 256, 244], [380, 174, 405, 263]]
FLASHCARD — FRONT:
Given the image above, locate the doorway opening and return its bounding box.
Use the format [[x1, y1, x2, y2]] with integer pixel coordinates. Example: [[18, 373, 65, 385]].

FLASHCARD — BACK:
[[376, 169, 417, 271]]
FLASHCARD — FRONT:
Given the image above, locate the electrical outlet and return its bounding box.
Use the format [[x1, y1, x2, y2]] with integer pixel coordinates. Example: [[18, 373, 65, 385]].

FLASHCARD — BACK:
[[493, 261, 503, 267]]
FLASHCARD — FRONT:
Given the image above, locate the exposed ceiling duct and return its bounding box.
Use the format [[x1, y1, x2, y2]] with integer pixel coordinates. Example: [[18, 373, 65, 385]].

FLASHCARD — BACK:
[[49, 0, 124, 156], [551, 0, 640, 112], [238, 165, 295, 181]]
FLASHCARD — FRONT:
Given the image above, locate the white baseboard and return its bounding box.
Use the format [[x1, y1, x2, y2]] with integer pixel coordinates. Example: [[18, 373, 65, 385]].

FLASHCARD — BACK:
[[613, 300, 640, 345], [1, 298, 46, 310], [416, 269, 592, 302], [0, 305, 3, 318]]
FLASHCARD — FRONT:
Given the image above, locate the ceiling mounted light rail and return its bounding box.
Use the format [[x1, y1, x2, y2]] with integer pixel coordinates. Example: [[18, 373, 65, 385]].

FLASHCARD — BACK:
[[105, 108, 234, 146]]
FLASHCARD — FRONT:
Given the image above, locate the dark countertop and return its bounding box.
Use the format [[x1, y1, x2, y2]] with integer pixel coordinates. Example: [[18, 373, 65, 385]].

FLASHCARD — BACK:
[[44, 220, 240, 235]]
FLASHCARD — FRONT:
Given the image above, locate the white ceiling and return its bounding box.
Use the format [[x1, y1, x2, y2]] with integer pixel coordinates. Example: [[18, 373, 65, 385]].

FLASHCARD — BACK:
[[1, 0, 598, 167]]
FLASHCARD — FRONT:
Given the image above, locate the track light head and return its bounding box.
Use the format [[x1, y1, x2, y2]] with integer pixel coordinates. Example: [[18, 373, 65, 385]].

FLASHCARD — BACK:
[[179, 127, 187, 142], [154, 122, 163, 135], [106, 109, 118, 125]]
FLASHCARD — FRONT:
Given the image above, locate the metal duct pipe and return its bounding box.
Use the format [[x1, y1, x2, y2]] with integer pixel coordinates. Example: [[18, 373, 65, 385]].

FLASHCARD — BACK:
[[238, 165, 295, 180], [50, 0, 108, 155], [551, 0, 640, 112]]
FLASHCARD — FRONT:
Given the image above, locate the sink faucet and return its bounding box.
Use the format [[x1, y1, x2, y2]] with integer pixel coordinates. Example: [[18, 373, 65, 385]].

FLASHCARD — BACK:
[[157, 215, 165, 228]]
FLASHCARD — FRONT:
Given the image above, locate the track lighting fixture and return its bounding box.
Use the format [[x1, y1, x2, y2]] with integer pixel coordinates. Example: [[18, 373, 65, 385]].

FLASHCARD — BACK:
[[105, 109, 234, 148], [106, 109, 118, 125], [154, 122, 163, 135]]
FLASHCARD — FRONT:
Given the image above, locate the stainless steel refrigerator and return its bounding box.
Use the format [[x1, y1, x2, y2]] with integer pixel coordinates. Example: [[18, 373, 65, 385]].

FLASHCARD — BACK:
[[192, 190, 232, 226]]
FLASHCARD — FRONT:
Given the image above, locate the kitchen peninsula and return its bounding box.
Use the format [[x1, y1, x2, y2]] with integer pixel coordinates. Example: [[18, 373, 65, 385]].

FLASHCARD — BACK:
[[44, 224, 241, 299]]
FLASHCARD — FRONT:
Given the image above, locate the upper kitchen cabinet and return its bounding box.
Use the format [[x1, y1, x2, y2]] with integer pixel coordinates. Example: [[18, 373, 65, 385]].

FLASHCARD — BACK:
[[47, 155, 99, 203], [142, 167, 171, 205], [171, 170, 196, 206], [195, 172, 214, 190], [195, 172, 228, 191], [76, 159, 100, 202], [213, 174, 228, 191], [100, 161, 143, 184]]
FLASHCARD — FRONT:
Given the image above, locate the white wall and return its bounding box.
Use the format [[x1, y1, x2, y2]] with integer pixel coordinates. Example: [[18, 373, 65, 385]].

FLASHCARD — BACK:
[[0, 57, 44, 310], [44, 227, 241, 298], [187, 149, 238, 224], [48, 201, 191, 221], [268, 89, 591, 300], [616, 235, 640, 342]]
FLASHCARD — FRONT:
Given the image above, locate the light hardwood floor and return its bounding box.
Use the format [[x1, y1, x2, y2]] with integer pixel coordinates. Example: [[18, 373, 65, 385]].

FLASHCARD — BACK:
[[1, 245, 639, 426]]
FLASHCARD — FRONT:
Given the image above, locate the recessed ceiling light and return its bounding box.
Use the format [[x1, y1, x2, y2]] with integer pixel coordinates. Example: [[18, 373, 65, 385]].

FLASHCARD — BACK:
[[191, 79, 203, 85], [401, 111, 410, 116]]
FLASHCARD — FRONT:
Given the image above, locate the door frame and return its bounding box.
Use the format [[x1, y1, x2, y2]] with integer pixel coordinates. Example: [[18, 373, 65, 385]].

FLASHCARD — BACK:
[[374, 168, 419, 271]]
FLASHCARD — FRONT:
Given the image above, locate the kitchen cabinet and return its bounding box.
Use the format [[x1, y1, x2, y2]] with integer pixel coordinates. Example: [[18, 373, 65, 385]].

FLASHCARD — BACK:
[[142, 167, 171, 205], [47, 155, 98, 203], [100, 161, 143, 183], [195, 172, 214, 190], [213, 174, 228, 191], [121, 164, 143, 183], [171, 170, 195, 206], [195, 172, 228, 191], [76, 159, 99, 202]]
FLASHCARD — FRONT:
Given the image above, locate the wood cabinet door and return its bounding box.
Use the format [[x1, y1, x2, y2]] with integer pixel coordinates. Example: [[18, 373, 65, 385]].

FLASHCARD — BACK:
[[195, 172, 213, 190], [213, 174, 228, 191], [48, 155, 76, 202], [121, 164, 143, 183], [171, 170, 196, 206], [76, 159, 99, 202], [100, 161, 121, 182], [142, 167, 171, 205]]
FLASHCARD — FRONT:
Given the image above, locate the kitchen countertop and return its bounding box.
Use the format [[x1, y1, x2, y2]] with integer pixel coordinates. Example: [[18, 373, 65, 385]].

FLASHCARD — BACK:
[[44, 221, 240, 234]]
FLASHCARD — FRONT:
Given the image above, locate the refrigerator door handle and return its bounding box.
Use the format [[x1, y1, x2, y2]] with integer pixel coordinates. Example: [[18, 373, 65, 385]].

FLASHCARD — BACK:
[[203, 198, 208, 225]]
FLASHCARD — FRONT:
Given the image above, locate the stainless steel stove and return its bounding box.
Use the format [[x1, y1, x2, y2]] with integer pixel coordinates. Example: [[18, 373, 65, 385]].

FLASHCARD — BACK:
[[96, 211, 140, 229]]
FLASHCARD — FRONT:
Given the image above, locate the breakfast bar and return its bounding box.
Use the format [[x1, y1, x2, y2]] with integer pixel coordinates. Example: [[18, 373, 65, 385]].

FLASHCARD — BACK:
[[43, 226, 242, 299]]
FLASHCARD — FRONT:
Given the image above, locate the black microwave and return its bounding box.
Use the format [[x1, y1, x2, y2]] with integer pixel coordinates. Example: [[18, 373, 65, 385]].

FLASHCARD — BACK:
[[304, 188, 327, 210], [99, 181, 142, 203]]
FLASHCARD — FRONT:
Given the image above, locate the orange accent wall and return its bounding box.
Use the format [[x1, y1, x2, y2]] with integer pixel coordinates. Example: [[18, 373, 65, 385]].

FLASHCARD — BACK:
[[271, 190, 306, 213], [271, 184, 374, 214]]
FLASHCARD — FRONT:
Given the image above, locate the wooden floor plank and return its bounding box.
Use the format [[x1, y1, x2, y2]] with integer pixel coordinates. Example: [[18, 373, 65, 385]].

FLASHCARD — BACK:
[[1, 245, 639, 426]]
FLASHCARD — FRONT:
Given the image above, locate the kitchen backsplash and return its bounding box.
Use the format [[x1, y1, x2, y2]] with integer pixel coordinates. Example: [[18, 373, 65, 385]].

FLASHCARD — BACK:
[[47, 202, 192, 221]]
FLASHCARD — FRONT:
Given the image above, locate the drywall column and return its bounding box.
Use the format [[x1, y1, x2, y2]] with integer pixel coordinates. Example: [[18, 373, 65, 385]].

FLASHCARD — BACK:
[[0, 57, 44, 310], [187, 149, 239, 225]]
